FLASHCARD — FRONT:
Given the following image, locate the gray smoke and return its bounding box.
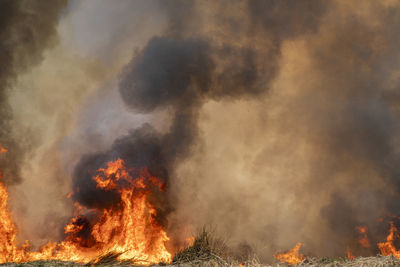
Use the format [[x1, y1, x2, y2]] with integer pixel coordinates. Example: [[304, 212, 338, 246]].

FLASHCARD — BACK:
[[72, 0, 330, 257], [45, 0, 400, 262], [0, 0, 67, 185]]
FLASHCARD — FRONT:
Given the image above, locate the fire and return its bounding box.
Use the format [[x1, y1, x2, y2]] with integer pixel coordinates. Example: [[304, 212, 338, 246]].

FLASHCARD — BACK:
[[0, 154, 171, 265], [356, 226, 370, 248], [0, 176, 20, 263], [274, 242, 305, 265], [0, 146, 20, 263], [378, 221, 400, 258], [346, 246, 355, 260], [185, 236, 195, 247], [88, 159, 171, 263], [0, 146, 7, 153]]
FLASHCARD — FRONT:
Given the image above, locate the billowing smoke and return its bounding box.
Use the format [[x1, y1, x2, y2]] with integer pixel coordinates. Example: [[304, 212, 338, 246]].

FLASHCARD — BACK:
[[157, 0, 400, 260], [4, 0, 400, 263], [72, 0, 329, 256], [0, 0, 67, 184]]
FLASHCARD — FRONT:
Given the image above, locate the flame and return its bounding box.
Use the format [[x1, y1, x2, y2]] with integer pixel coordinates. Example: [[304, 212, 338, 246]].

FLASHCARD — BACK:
[[0, 146, 7, 153], [0, 177, 21, 263], [346, 246, 355, 260], [356, 226, 370, 248], [378, 221, 400, 258], [274, 242, 305, 265], [185, 236, 195, 247], [91, 162, 171, 263], [0, 155, 171, 265]]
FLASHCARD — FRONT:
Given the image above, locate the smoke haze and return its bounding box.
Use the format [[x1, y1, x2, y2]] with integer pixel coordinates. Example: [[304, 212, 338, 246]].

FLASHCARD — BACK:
[[2, 0, 400, 262]]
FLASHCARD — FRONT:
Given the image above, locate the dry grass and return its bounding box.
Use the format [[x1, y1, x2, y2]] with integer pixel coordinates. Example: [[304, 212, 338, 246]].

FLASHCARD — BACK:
[[172, 227, 229, 265], [166, 255, 400, 266], [169, 227, 400, 266], [1, 229, 400, 266], [1, 256, 400, 266]]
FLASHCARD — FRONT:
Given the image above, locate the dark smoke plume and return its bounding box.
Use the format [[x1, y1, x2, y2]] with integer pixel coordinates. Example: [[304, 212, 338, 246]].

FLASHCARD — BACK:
[[71, 0, 400, 261], [0, 0, 67, 184], [76, 0, 328, 178], [72, 0, 328, 252]]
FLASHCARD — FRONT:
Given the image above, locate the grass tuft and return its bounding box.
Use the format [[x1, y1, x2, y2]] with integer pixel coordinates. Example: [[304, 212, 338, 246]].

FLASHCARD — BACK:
[[172, 227, 228, 264]]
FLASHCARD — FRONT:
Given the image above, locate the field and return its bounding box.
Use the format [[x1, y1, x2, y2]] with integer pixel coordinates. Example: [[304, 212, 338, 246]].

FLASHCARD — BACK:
[[1, 256, 400, 267], [1, 229, 399, 267]]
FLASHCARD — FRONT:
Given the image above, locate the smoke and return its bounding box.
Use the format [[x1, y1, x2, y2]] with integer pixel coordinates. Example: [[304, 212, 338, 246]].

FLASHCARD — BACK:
[[3, 0, 400, 263], [73, 0, 329, 256], [2, 0, 170, 246], [71, 0, 400, 261], [158, 0, 400, 260], [0, 0, 67, 185]]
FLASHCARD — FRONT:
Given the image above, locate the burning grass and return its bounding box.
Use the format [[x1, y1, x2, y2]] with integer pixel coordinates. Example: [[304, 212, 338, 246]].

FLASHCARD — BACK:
[[167, 228, 400, 266], [0, 155, 171, 265], [1, 228, 400, 267], [2, 150, 400, 266]]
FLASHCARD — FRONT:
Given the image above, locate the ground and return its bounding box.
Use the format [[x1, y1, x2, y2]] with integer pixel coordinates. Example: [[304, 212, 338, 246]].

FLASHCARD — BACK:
[[1, 256, 400, 267]]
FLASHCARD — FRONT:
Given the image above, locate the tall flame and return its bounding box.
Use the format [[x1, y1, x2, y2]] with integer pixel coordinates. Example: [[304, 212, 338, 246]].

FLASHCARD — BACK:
[[0, 175, 20, 262], [88, 158, 171, 264], [274, 242, 305, 265], [0, 152, 171, 265]]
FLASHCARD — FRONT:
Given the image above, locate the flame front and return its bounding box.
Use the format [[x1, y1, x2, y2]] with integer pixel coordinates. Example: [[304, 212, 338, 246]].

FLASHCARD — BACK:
[[0, 154, 171, 265], [274, 242, 305, 265], [378, 221, 400, 258]]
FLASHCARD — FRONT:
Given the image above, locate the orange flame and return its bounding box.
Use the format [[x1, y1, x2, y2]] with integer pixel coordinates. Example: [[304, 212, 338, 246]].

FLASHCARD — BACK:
[[274, 242, 305, 265], [0, 179, 21, 263], [378, 221, 400, 258], [89, 160, 171, 263], [0, 156, 171, 265], [0, 146, 7, 154], [346, 246, 355, 260], [185, 236, 195, 247], [356, 226, 370, 248]]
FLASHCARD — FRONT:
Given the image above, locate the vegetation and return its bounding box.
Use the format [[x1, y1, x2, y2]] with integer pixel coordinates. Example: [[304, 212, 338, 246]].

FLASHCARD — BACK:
[[1, 229, 400, 266], [172, 227, 229, 265]]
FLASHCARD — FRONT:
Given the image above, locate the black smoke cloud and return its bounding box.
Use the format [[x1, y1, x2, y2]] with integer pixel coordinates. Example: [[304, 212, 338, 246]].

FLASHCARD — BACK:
[[0, 0, 67, 184], [120, 37, 213, 113], [72, 38, 272, 214], [72, 0, 329, 252]]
